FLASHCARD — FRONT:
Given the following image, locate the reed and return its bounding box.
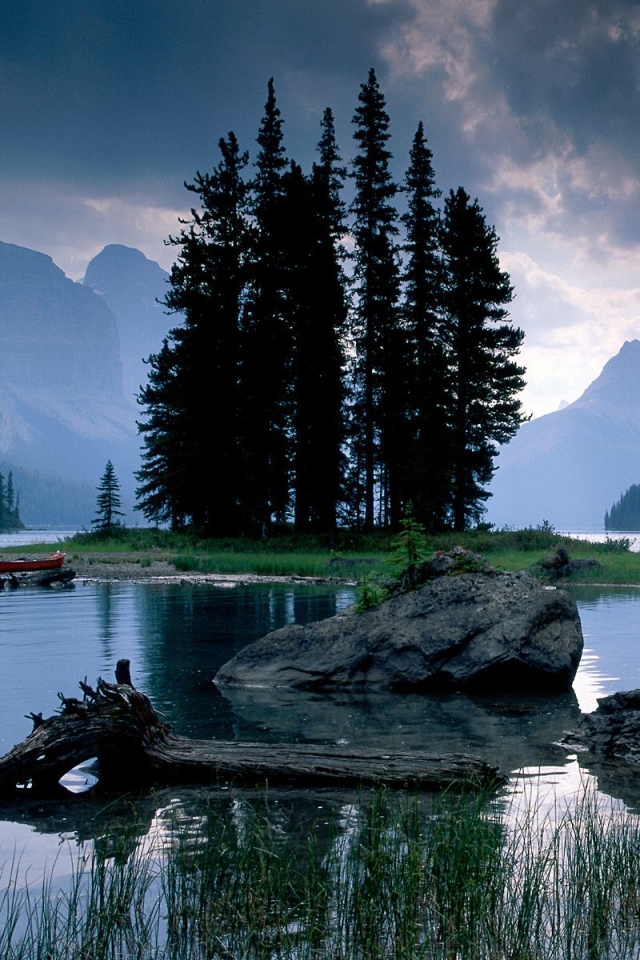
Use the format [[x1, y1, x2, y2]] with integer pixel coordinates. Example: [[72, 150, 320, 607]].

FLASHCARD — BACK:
[[3, 785, 640, 958]]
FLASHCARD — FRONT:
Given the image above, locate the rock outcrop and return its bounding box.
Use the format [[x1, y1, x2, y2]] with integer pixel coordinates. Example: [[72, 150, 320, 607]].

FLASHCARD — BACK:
[[566, 690, 640, 766], [215, 571, 584, 693]]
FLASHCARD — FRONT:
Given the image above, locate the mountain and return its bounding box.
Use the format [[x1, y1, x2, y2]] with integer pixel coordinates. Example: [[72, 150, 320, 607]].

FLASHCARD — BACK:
[[487, 339, 640, 530], [82, 244, 171, 401], [0, 241, 139, 524]]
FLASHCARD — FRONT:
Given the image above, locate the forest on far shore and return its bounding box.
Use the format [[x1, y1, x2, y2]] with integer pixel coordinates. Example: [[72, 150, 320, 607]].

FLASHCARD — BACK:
[[605, 484, 640, 531], [0, 470, 23, 532]]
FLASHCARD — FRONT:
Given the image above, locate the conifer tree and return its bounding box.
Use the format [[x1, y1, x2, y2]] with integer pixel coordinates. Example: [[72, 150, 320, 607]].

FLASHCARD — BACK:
[[440, 188, 526, 530], [137, 132, 250, 534], [315, 107, 348, 243], [401, 122, 449, 529], [240, 78, 291, 534], [0, 470, 22, 530], [5, 471, 15, 516], [605, 484, 640, 530], [93, 461, 124, 534], [136, 338, 189, 527], [349, 68, 403, 529], [280, 160, 347, 534]]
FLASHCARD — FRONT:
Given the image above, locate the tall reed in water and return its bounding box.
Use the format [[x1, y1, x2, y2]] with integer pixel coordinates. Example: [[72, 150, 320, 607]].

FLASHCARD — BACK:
[[2, 786, 640, 958]]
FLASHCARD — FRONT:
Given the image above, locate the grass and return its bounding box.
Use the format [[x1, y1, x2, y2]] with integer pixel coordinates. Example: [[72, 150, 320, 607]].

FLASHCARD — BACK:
[[4, 525, 640, 584], [3, 785, 640, 958]]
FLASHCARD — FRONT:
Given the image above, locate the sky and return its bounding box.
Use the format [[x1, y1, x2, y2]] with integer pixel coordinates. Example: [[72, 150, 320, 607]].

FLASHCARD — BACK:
[[2, 0, 640, 419]]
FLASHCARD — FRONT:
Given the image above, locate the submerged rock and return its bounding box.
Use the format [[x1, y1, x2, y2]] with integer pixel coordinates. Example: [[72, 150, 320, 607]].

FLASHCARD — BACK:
[[215, 571, 583, 693]]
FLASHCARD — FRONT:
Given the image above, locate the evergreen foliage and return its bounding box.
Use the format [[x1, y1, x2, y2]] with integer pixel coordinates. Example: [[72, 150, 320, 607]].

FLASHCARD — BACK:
[[0, 469, 23, 531], [440, 188, 527, 531], [93, 461, 124, 534], [349, 68, 403, 530], [136, 72, 526, 536], [605, 484, 640, 530], [401, 122, 448, 530]]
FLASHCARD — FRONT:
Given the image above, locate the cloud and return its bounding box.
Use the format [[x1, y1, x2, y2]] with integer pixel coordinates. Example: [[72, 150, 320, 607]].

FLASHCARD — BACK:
[[0, 178, 185, 279], [503, 250, 640, 415]]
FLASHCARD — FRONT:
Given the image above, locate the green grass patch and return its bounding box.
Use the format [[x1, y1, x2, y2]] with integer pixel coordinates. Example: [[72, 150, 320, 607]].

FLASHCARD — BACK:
[[4, 526, 640, 584], [171, 550, 386, 579]]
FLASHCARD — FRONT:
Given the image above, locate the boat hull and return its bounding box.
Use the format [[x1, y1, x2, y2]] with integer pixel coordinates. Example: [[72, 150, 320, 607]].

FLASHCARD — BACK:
[[0, 552, 66, 574]]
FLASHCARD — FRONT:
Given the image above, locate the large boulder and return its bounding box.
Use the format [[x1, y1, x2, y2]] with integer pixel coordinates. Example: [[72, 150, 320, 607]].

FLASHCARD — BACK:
[[215, 571, 583, 693]]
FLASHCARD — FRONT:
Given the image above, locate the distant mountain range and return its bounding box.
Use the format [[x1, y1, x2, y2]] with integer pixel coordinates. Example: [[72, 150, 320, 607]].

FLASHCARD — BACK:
[[0, 241, 172, 525], [82, 244, 170, 401], [488, 339, 640, 531], [1, 236, 639, 531]]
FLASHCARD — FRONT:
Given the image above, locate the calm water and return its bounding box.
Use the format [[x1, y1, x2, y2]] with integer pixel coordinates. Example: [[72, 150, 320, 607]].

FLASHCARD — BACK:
[[0, 577, 639, 892]]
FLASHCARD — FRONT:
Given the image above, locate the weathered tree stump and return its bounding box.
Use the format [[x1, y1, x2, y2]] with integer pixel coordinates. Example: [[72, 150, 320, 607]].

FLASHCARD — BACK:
[[0, 672, 504, 797]]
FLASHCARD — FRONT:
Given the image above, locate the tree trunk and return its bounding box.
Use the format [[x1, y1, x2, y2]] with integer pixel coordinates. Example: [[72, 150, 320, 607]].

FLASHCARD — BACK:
[[0, 676, 503, 797]]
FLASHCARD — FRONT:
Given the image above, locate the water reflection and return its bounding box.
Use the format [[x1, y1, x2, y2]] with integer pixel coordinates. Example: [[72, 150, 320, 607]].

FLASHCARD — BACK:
[[1, 580, 640, 864]]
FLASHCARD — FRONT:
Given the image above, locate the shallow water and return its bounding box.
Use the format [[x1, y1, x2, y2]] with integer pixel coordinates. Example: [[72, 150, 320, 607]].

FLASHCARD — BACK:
[[0, 579, 639, 892]]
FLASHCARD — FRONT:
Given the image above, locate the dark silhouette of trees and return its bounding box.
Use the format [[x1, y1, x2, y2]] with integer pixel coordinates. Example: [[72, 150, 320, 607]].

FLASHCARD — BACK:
[[440, 188, 526, 531], [401, 122, 449, 530], [137, 132, 251, 534], [93, 461, 124, 534], [136, 71, 527, 535], [605, 485, 640, 530], [349, 68, 403, 529], [0, 470, 23, 531], [282, 161, 347, 534], [240, 78, 291, 534]]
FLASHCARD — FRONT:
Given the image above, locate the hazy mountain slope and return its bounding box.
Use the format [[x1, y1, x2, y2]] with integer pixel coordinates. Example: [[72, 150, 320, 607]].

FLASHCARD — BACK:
[[0, 241, 139, 523], [82, 244, 172, 401], [487, 340, 640, 530]]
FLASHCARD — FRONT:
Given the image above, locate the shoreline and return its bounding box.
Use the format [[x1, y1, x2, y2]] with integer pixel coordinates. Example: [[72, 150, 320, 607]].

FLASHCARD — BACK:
[[64, 555, 356, 586]]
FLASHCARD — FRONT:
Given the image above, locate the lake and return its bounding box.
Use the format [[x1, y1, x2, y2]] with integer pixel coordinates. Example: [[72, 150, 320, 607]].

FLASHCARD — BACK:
[[0, 573, 640, 899]]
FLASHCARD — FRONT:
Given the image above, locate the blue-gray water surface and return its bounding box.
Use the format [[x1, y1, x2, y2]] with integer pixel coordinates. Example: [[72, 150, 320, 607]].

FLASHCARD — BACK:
[[0, 577, 639, 890]]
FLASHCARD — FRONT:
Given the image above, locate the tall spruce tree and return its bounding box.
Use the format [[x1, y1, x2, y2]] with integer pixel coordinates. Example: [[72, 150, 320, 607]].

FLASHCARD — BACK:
[[137, 133, 250, 534], [280, 159, 347, 534], [316, 107, 348, 243], [349, 68, 403, 529], [440, 188, 526, 530], [240, 78, 292, 534], [136, 337, 190, 527], [401, 122, 450, 529], [93, 461, 124, 534]]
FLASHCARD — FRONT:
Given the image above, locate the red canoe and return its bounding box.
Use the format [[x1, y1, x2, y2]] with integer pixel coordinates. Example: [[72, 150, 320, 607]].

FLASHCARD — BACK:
[[0, 551, 66, 574]]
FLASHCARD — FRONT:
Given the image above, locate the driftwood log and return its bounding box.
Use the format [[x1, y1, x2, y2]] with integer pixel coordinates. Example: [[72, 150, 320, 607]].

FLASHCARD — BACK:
[[0, 666, 504, 797]]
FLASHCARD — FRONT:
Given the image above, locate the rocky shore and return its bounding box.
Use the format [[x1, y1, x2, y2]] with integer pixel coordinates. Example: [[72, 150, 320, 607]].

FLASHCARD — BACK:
[[64, 554, 335, 585]]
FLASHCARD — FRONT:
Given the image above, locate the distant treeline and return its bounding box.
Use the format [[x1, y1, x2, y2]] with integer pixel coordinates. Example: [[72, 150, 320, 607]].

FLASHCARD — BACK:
[[0, 469, 23, 531], [605, 484, 640, 531], [0, 464, 96, 529], [137, 70, 526, 538]]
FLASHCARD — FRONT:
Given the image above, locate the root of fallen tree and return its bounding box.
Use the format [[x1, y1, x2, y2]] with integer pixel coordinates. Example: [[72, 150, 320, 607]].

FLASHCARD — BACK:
[[0, 668, 504, 797]]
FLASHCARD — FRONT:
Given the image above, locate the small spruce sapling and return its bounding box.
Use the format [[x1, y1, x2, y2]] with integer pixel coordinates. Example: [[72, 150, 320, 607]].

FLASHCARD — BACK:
[[92, 461, 124, 536], [389, 502, 429, 592]]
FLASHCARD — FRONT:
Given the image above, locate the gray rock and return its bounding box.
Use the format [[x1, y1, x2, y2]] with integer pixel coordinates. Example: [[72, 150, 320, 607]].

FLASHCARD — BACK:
[[566, 689, 640, 766], [215, 571, 583, 693]]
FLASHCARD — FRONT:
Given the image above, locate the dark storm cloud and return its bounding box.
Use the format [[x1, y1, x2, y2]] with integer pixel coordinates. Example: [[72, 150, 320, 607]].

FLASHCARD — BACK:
[[3, 0, 640, 419], [0, 0, 412, 198], [478, 0, 640, 245]]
